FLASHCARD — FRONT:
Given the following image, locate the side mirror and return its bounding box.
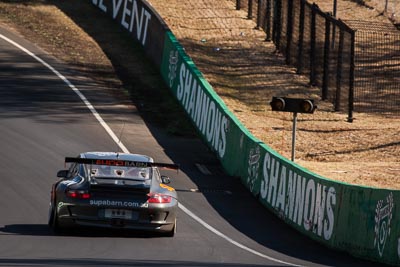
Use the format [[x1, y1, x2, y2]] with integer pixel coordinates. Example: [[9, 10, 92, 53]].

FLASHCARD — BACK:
[[161, 175, 171, 184], [57, 170, 68, 178]]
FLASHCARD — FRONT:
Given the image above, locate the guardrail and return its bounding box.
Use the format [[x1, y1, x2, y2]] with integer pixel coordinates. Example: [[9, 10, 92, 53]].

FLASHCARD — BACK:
[[90, 0, 400, 265]]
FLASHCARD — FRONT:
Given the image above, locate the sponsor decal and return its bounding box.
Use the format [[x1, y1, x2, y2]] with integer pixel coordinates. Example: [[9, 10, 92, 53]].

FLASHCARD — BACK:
[[60, 180, 77, 186], [374, 192, 394, 257], [90, 199, 149, 208], [95, 159, 149, 167], [247, 146, 260, 192], [168, 50, 179, 87], [160, 183, 175, 192], [92, 0, 107, 12], [58, 202, 65, 209], [92, 0, 151, 45], [260, 152, 336, 240], [174, 62, 228, 158]]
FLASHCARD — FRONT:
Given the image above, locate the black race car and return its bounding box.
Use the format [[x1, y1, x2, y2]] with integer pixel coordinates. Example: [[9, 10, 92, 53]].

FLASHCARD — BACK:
[[48, 152, 179, 236]]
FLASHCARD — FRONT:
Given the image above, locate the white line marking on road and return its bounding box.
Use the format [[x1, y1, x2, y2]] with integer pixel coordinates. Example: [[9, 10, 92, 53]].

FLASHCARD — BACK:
[[195, 163, 212, 175], [0, 33, 302, 267], [0, 34, 130, 154], [179, 203, 301, 266]]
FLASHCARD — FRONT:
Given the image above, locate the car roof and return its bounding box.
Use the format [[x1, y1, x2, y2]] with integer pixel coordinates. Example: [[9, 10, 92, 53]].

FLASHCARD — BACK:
[[80, 152, 154, 163]]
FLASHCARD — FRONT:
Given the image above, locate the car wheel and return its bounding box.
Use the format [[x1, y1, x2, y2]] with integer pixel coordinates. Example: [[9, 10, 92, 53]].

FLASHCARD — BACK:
[[48, 203, 55, 227], [164, 219, 176, 237], [49, 203, 63, 234]]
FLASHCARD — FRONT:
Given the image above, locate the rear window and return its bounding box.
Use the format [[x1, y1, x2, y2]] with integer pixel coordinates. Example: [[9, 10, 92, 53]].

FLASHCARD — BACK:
[[87, 165, 152, 186], [88, 165, 150, 180]]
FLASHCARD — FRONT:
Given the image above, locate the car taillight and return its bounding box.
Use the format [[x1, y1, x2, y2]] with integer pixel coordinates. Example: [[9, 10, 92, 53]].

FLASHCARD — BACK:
[[147, 193, 172, 203], [67, 190, 90, 199]]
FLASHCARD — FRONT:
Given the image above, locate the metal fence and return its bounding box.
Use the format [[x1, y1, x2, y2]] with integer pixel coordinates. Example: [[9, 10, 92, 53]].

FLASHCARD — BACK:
[[233, 0, 400, 117], [233, 0, 356, 120], [346, 20, 400, 114]]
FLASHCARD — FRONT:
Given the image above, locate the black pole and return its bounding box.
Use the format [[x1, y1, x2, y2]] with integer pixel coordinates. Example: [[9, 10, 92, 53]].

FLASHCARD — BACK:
[[331, 0, 337, 49], [335, 28, 344, 111], [286, 0, 294, 64], [310, 4, 317, 86], [297, 0, 305, 73], [333, 0, 337, 17], [322, 14, 331, 100], [257, 0, 263, 28], [265, 0, 272, 41], [248, 0, 253, 19], [236, 0, 241, 10], [273, 0, 282, 50], [348, 30, 355, 122]]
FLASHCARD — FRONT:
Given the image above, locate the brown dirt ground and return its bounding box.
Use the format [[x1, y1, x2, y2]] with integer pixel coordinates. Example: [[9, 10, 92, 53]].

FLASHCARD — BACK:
[[146, 0, 400, 189], [0, 0, 398, 189]]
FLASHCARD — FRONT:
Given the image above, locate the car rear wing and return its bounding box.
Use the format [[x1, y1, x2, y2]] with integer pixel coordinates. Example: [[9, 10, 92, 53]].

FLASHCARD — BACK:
[[65, 157, 179, 171]]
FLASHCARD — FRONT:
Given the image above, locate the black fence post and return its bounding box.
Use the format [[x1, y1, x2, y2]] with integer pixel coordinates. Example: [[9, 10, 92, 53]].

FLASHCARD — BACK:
[[248, 0, 253, 19], [273, 0, 282, 50], [257, 0, 263, 28], [297, 0, 305, 73], [348, 30, 355, 122], [265, 0, 272, 41], [276, 0, 281, 50], [236, 0, 241, 10], [310, 4, 317, 85], [331, 0, 337, 49], [286, 0, 294, 64], [335, 28, 344, 111], [322, 14, 331, 100]]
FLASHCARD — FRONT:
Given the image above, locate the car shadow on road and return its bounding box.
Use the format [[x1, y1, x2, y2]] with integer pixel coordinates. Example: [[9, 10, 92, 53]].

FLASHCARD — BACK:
[[0, 258, 268, 267], [0, 224, 52, 236], [0, 224, 169, 238]]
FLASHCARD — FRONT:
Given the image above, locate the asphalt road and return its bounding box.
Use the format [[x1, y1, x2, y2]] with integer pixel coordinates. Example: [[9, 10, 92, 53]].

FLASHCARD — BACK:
[[0, 27, 383, 267]]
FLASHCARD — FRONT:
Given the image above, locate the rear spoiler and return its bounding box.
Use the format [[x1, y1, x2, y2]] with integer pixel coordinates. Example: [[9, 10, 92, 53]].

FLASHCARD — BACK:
[[65, 157, 179, 171]]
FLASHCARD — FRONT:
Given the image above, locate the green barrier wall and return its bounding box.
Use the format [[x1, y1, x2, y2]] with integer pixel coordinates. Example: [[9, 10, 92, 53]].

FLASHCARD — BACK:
[[89, 1, 399, 265], [160, 31, 400, 266], [91, 0, 170, 67]]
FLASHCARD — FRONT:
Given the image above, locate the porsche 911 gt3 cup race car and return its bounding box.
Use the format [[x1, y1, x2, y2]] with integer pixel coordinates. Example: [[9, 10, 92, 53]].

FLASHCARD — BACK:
[[48, 152, 179, 236]]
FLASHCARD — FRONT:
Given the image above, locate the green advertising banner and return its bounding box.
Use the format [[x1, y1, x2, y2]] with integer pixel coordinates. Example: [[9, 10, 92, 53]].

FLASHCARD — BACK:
[[160, 30, 400, 266]]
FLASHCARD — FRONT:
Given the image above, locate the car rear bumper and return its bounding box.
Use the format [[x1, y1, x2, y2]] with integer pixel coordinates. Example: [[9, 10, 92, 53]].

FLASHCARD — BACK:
[[56, 203, 176, 233], [57, 216, 175, 232]]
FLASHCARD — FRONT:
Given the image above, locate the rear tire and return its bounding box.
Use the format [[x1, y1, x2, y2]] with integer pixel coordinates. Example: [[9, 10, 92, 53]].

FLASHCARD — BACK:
[[48, 204, 55, 227], [164, 219, 176, 237], [49, 203, 63, 234]]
